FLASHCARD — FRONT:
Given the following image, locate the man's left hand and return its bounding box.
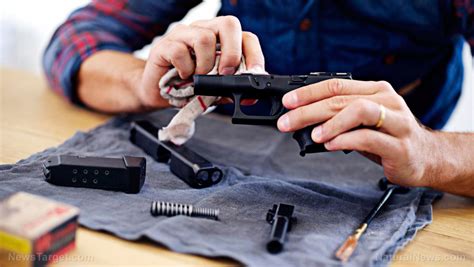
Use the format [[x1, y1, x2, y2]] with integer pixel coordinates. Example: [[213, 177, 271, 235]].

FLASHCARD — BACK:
[[277, 79, 437, 188]]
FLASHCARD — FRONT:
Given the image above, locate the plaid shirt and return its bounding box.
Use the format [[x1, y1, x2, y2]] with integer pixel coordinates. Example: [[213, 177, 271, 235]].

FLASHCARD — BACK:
[[43, 0, 473, 128]]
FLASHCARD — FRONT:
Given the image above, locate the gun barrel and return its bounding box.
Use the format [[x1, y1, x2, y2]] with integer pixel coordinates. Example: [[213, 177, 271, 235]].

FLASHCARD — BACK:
[[267, 216, 290, 254]]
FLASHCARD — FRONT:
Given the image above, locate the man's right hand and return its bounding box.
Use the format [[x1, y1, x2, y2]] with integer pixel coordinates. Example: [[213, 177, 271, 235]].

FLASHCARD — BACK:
[[77, 16, 264, 113], [137, 16, 265, 109]]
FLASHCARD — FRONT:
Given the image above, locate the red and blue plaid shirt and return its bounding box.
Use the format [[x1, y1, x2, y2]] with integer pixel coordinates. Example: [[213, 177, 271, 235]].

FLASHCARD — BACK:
[[43, 0, 473, 129]]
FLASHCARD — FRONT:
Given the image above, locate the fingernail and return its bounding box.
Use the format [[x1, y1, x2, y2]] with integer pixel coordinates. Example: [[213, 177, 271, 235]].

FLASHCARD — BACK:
[[277, 114, 290, 132], [220, 67, 235, 75], [324, 141, 332, 150], [248, 65, 266, 74], [312, 126, 322, 142], [282, 93, 298, 108]]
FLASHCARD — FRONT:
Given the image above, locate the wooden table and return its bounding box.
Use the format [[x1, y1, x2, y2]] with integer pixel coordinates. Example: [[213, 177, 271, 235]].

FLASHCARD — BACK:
[[1, 68, 473, 266]]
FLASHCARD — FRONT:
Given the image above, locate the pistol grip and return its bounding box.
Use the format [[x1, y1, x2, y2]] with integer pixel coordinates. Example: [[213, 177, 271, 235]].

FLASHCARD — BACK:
[[292, 126, 328, 156], [292, 126, 351, 156]]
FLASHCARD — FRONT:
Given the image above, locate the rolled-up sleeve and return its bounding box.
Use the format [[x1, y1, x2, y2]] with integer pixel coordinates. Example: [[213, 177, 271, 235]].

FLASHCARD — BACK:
[[43, 0, 200, 104]]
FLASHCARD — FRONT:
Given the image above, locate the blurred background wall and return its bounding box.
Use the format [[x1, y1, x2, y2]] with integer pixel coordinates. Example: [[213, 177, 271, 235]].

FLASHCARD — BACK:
[[0, 0, 220, 73], [1, 1, 87, 73], [0, 0, 472, 130]]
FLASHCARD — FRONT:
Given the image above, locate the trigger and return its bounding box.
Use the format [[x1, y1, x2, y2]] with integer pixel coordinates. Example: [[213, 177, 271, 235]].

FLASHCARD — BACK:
[[269, 96, 284, 116], [232, 93, 244, 114]]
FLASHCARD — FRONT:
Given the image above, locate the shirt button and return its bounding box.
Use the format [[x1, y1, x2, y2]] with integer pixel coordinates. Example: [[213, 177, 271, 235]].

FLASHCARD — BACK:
[[384, 54, 396, 65], [230, 0, 238, 6], [299, 18, 312, 31]]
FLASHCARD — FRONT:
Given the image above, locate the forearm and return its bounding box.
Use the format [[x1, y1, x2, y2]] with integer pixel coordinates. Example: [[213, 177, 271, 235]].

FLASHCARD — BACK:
[[427, 131, 474, 197], [43, 1, 200, 109], [77, 50, 168, 113]]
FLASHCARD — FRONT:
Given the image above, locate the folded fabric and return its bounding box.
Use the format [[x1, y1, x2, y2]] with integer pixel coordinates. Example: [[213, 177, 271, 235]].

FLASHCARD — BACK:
[[158, 51, 265, 145], [0, 109, 442, 267]]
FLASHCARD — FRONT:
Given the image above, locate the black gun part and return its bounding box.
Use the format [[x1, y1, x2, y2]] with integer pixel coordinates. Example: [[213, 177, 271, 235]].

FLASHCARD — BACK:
[[42, 155, 146, 193], [193, 72, 352, 156], [130, 120, 223, 188], [378, 177, 410, 193], [266, 203, 297, 254]]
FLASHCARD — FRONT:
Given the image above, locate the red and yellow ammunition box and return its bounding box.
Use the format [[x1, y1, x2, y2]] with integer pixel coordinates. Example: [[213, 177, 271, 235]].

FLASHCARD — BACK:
[[0, 192, 79, 267]]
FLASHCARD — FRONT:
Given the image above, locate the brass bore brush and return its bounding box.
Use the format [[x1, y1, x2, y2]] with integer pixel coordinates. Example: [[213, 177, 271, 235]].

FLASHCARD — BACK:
[[335, 183, 402, 262]]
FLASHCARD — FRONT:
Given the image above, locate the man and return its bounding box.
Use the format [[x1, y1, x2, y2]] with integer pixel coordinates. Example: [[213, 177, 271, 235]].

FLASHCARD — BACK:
[[43, 0, 474, 196]]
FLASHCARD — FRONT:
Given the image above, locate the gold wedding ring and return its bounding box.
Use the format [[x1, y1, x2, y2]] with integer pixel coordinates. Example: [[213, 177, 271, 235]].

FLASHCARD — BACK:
[[375, 104, 386, 129]]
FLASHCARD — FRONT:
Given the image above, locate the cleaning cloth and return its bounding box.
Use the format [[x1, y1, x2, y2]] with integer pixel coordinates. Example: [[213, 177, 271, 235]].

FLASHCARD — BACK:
[[0, 109, 441, 267], [158, 51, 264, 145]]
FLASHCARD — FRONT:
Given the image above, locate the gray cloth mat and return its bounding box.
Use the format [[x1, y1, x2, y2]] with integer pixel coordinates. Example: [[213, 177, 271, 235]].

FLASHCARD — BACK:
[[0, 109, 441, 267]]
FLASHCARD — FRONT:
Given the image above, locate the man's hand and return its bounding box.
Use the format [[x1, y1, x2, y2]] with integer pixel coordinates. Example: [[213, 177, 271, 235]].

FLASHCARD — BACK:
[[138, 16, 265, 108], [77, 16, 264, 113], [277, 79, 440, 188]]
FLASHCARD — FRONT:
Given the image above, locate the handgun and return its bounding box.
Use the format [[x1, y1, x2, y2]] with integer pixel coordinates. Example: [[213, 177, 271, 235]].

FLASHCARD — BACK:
[[193, 72, 352, 156]]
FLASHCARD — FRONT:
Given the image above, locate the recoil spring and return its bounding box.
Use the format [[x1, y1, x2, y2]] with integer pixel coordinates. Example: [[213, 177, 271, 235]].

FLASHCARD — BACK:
[[150, 201, 219, 220]]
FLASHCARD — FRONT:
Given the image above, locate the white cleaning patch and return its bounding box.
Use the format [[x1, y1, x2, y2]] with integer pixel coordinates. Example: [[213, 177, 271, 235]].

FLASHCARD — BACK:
[[158, 51, 264, 145]]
